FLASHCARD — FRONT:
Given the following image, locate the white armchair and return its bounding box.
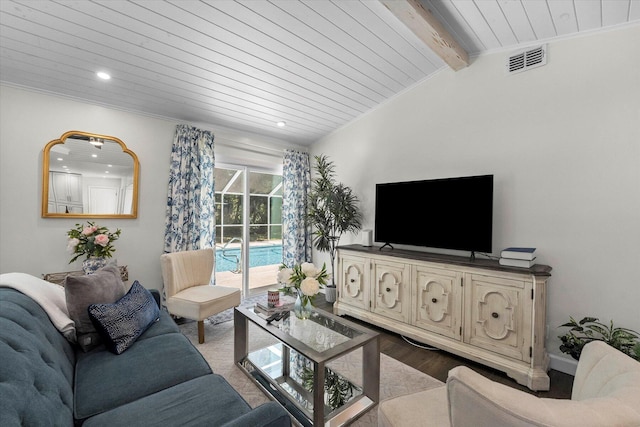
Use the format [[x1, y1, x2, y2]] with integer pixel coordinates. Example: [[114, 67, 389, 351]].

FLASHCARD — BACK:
[[378, 340, 640, 427], [160, 248, 241, 344]]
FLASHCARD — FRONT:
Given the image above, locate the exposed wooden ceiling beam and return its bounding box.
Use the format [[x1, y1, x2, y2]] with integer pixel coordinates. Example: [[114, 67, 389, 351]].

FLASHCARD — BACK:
[[380, 0, 469, 71]]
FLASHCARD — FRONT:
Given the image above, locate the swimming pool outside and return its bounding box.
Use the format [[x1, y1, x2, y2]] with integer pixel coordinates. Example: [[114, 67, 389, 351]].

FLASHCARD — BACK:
[[216, 243, 282, 272]]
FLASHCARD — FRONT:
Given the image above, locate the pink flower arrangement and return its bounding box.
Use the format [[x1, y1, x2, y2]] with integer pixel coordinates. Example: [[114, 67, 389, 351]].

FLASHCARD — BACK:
[[94, 234, 110, 247], [82, 225, 98, 235], [67, 221, 121, 263]]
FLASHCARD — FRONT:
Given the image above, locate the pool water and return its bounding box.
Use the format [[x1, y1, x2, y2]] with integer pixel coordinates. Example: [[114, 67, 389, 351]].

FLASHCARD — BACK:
[[216, 244, 282, 272]]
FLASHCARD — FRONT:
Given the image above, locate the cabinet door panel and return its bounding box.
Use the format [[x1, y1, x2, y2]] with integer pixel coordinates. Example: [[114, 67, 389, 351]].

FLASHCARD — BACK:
[[48, 176, 55, 202], [412, 266, 462, 340], [465, 274, 530, 361], [66, 174, 83, 203], [335, 247, 550, 390], [372, 261, 410, 323], [338, 255, 368, 310], [51, 172, 69, 202], [50, 172, 83, 205]]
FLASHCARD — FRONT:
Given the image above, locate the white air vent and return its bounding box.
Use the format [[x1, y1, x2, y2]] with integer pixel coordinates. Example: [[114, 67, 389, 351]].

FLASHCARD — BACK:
[[507, 45, 547, 74]]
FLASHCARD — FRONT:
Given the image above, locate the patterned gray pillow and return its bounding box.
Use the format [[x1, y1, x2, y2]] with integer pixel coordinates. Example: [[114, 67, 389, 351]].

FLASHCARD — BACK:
[[65, 263, 126, 352], [88, 281, 160, 354]]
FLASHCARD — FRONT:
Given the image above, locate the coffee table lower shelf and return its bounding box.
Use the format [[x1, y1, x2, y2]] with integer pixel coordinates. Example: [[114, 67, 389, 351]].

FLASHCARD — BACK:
[[234, 306, 380, 426], [237, 343, 376, 427]]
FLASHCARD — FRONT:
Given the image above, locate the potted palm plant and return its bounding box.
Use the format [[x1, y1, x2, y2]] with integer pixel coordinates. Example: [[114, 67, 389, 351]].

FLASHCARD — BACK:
[[307, 155, 362, 303]]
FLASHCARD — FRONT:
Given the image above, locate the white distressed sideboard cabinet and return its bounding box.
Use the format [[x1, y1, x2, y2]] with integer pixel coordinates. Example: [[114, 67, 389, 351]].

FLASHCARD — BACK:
[[333, 245, 552, 391]]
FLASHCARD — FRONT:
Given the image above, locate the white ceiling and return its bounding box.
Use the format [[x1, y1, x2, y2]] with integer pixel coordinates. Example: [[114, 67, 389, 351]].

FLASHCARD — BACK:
[[1, 0, 638, 146]]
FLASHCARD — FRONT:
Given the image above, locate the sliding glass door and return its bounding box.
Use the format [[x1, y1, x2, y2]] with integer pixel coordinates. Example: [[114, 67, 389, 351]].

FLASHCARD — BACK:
[[214, 164, 282, 297]]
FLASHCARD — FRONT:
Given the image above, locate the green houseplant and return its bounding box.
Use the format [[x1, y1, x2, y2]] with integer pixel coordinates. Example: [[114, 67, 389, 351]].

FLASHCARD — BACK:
[[307, 155, 362, 303], [300, 364, 358, 410], [558, 316, 640, 361]]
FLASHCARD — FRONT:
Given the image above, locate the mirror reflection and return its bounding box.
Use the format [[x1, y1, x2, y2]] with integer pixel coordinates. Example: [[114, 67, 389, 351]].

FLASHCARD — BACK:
[[42, 131, 139, 218]]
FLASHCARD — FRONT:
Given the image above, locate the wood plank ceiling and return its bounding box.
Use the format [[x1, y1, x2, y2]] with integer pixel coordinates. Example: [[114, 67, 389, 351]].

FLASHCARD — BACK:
[[1, 1, 638, 146]]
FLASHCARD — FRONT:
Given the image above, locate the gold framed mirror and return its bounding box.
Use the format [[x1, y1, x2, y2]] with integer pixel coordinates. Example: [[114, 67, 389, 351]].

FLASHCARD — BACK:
[[42, 130, 139, 218]]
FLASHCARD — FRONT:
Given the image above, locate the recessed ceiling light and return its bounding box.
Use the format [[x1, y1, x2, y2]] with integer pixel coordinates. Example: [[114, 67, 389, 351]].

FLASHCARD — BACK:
[[57, 157, 63, 161], [96, 71, 111, 80], [276, 121, 286, 127], [92, 154, 98, 158]]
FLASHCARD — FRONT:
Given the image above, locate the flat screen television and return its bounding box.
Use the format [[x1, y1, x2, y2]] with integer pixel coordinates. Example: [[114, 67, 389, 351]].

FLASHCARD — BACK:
[[375, 174, 493, 255]]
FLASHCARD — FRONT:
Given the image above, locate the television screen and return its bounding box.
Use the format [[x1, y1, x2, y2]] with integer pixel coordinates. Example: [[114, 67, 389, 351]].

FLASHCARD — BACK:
[[374, 175, 493, 254]]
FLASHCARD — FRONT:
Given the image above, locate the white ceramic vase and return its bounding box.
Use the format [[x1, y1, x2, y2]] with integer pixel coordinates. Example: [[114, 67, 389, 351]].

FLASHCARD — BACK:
[[82, 256, 107, 274]]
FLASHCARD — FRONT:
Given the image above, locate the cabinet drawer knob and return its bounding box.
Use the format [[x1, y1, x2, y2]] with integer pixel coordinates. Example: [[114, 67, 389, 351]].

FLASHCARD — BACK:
[[350, 279, 355, 283], [431, 298, 437, 303], [386, 287, 391, 292], [492, 312, 499, 319]]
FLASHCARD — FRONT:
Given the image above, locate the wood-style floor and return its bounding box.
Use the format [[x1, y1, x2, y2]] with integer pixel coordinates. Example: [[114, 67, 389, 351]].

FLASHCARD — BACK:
[[311, 296, 574, 399]]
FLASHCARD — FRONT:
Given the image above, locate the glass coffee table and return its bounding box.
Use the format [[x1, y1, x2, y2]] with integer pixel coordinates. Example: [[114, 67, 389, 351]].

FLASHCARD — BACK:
[[234, 305, 380, 426]]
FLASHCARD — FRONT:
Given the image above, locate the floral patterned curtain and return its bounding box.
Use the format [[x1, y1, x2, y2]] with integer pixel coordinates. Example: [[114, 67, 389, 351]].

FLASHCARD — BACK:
[[163, 125, 215, 253], [281, 150, 312, 266]]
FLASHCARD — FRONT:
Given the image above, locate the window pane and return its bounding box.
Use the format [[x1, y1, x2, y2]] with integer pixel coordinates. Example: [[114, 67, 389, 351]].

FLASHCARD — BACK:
[[223, 194, 243, 225], [215, 225, 222, 245], [226, 170, 245, 193], [270, 225, 282, 240], [215, 193, 222, 225], [249, 172, 282, 194], [271, 197, 282, 223], [215, 168, 239, 191], [250, 195, 268, 225], [249, 225, 268, 241], [216, 225, 243, 244]]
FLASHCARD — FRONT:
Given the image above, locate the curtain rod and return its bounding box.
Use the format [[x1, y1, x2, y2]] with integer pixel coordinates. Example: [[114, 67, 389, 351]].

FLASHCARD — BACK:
[[215, 139, 307, 159]]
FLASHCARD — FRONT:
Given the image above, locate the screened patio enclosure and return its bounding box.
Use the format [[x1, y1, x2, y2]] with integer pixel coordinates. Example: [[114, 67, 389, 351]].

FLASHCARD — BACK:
[[214, 166, 283, 295]]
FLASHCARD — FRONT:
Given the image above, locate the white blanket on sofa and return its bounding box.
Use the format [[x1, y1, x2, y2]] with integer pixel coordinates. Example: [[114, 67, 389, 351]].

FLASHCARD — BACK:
[[0, 272, 76, 342]]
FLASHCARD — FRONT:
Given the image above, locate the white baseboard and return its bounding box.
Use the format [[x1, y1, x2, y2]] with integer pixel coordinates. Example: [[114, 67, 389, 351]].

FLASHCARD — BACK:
[[549, 353, 578, 376]]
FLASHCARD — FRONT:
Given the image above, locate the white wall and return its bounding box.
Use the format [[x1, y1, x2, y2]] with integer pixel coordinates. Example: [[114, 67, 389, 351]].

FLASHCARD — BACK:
[[311, 26, 640, 370], [0, 86, 292, 290], [0, 86, 174, 289]]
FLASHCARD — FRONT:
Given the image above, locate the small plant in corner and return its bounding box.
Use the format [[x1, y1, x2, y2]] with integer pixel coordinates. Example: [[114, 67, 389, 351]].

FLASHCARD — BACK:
[[558, 316, 640, 361]]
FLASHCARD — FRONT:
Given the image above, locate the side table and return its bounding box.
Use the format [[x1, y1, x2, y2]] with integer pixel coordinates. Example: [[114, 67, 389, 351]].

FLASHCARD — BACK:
[[42, 265, 129, 286]]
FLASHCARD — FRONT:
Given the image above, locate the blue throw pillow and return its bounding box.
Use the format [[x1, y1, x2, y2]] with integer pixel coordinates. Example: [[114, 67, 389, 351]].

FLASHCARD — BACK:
[[88, 281, 160, 354]]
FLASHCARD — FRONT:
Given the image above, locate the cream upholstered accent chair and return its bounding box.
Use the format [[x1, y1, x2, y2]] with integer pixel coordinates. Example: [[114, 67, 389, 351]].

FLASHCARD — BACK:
[[378, 340, 640, 427], [160, 248, 241, 344]]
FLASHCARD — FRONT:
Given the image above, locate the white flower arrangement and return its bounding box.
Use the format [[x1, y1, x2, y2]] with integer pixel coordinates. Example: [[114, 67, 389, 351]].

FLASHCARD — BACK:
[[277, 262, 329, 305]]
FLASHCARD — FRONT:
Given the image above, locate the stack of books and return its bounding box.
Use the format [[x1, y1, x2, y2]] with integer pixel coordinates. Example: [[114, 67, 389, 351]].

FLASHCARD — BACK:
[[499, 247, 536, 268], [254, 294, 296, 317]]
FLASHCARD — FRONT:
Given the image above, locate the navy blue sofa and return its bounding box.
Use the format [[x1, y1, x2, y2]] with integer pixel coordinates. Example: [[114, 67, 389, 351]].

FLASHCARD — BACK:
[[0, 287, 291, 427]]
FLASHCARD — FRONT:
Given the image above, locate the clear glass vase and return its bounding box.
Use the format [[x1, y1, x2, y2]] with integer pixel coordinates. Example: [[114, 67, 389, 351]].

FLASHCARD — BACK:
[[293, 291, 313, 320]]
